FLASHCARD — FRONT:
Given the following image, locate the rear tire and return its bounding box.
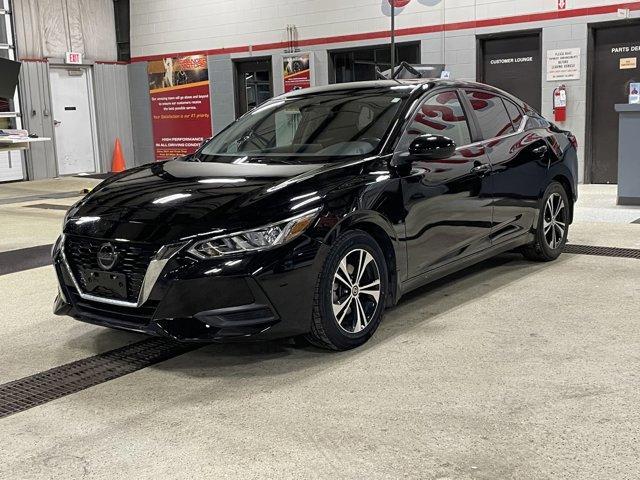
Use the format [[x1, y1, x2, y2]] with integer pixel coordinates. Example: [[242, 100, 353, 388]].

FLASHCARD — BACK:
[[306, 230, 388, 351], [522, 182, 570, 262]]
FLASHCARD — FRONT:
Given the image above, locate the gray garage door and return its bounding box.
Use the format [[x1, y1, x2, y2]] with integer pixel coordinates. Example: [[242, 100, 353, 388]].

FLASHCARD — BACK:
[[478, 32, 542, 112], [589, 23, 640, 184]]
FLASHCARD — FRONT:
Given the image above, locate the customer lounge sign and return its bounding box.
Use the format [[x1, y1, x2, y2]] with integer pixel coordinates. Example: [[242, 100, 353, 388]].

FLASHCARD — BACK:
[[147, 55, 212, 160]]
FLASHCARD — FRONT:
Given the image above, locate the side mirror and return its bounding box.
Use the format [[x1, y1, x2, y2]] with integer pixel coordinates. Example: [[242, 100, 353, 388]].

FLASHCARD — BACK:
[[408, 134, 456, 160]]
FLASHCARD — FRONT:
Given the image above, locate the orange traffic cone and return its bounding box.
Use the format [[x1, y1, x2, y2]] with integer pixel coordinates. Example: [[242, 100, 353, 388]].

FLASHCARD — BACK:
[[111, 138, 126, 173]]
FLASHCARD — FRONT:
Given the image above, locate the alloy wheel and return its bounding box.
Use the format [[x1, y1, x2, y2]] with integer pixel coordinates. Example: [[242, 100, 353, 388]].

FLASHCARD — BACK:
[[331, 248, 381, 334], [543, 193, 566, 250]]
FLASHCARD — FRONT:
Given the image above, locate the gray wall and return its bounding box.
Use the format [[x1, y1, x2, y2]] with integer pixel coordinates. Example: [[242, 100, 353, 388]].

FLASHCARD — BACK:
[[18, 61, 57, 179], [208, 54, 235, 133], [127, 62, 154, 166], [94, 63, 135, 171], [541, 24, 588, 182], [19, 62, 137, 179], [126, 11, 640, 183], [12, 0, 117, 61]]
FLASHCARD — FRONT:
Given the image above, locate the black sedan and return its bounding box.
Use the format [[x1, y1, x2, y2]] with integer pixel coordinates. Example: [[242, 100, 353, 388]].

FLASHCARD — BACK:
[[53, 79, 578, 350]]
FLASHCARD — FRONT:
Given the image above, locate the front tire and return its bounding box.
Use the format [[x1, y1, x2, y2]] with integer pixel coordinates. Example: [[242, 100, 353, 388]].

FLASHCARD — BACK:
[[522, 182, 570, 262], [306, 230, 388, 351]]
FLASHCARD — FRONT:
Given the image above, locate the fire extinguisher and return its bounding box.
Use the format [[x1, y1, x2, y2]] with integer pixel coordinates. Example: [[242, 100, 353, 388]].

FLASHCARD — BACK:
[[553, 85, 567, 122]]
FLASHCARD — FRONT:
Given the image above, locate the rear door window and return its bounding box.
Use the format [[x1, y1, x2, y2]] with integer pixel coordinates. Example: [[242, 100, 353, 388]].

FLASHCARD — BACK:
[[464, 90, 515, 139], [397, 90, 472, 150]]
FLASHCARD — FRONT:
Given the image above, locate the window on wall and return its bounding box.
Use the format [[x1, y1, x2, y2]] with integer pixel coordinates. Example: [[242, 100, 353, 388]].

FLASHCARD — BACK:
[[330, 42, 420, 84], [113, 0, 130, 62]]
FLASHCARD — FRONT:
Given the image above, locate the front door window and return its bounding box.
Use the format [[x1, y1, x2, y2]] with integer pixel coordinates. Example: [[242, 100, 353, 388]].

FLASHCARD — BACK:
[[397, 90, 472, 150]]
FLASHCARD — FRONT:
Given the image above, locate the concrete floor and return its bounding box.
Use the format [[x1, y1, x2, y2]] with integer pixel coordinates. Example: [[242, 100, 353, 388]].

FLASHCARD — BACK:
[[0, 180, 639, 479]]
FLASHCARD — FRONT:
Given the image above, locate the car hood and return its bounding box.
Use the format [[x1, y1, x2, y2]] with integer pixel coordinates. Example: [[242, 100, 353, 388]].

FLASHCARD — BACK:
[[64, 156, 376, 244]]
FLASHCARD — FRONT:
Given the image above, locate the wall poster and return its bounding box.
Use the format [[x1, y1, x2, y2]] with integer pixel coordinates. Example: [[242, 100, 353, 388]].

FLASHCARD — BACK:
[[147, 55, 212, 160], [283, 53, 311, 93]]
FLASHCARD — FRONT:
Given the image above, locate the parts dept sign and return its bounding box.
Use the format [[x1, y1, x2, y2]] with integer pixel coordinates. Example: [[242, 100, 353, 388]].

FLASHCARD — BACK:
[[610, 44, 640, 71]]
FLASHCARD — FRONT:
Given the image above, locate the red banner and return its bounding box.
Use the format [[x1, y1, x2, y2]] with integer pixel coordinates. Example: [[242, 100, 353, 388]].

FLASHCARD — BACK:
[[147, 55, 212, 160], [283, 54, 311, 93]]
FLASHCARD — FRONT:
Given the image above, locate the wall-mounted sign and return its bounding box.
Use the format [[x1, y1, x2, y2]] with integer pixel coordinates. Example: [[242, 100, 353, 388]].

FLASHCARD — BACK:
[[489, 56, 533, 65], [283, 53, 311, 93], [620, 57, 637, 70], [611, 45, 640, 53], [617, 8, 631, 19], [546, 48, 581, 81], [147, 55, 212, 160], [65, 52, 82, 65]]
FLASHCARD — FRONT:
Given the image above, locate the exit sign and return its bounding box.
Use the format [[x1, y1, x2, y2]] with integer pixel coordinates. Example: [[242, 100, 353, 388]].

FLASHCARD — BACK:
[[65, 52, 83, 65]]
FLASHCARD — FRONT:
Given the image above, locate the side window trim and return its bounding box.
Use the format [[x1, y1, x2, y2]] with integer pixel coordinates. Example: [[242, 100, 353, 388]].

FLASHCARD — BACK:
[[394, 88, 475, 152], [457, 88, 483, 143], [501, 97, 526, 132]]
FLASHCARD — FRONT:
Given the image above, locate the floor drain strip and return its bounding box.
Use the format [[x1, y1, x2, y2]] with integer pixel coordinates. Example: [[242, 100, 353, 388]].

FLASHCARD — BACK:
[[0, 338, 200, 419], [565, 244, 640, 259]]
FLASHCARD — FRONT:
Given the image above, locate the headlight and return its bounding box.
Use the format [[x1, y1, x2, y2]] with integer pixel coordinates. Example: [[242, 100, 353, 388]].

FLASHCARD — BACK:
[[187, 208, 320, 258]]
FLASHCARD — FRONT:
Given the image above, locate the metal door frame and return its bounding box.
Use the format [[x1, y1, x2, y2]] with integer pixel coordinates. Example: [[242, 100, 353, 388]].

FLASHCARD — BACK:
[[233, 56, 274, 118], [48, 64, 100, 175]]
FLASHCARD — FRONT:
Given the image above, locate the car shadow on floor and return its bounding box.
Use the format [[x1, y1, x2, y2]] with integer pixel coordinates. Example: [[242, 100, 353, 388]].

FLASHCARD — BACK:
[[58, 252, 574, 414], [131, 252, 571, 377]]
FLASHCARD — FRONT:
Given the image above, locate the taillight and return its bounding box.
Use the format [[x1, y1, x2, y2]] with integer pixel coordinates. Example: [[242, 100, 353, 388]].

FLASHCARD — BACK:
[[567, 133, 578, 151]]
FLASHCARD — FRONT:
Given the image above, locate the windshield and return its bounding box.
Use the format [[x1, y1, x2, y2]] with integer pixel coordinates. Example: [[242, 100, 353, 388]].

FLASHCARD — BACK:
[[198, 89, 409, 160]]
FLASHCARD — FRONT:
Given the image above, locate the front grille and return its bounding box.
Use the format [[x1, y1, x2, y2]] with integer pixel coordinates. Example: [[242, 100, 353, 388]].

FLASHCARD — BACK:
[[65, 235, 158, 302], [68, 289, 158, 326]]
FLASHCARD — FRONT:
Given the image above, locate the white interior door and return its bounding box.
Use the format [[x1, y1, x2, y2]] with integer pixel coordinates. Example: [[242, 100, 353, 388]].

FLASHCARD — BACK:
[[50, 68, 98, 175]]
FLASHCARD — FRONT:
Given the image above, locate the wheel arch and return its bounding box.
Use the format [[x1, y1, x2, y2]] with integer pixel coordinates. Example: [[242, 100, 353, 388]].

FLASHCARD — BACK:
[[323, 212, 402, 307], [551, 174, 575, 224]]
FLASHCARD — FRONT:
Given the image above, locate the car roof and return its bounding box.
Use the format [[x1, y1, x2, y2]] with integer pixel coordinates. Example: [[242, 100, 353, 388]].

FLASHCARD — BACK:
[[284, 78, 493, 95], [282, 78, 532, 111]]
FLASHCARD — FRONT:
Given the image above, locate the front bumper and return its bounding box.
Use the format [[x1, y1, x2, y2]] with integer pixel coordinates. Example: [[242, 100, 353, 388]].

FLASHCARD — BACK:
[[53, 235, 328, 342]]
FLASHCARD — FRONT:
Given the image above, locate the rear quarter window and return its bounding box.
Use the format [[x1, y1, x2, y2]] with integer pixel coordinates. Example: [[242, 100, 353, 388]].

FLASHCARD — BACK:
[[464, 90, 515, 139], [503, 98, 524, 131]]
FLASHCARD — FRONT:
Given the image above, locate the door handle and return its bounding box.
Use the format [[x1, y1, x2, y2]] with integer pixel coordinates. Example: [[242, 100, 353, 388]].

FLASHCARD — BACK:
[[53, 119, 62, 126], [471, 162, 491, 175], [532, 145, 548, 157]]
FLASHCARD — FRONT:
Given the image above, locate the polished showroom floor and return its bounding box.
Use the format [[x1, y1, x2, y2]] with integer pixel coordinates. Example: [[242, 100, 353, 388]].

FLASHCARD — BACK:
[[0, 179, 639, 479]]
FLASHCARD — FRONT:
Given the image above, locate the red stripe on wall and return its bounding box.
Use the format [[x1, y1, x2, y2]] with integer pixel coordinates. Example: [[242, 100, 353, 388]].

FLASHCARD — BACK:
[[127, 1, 640, 63], [95, 61, 130, 65]]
